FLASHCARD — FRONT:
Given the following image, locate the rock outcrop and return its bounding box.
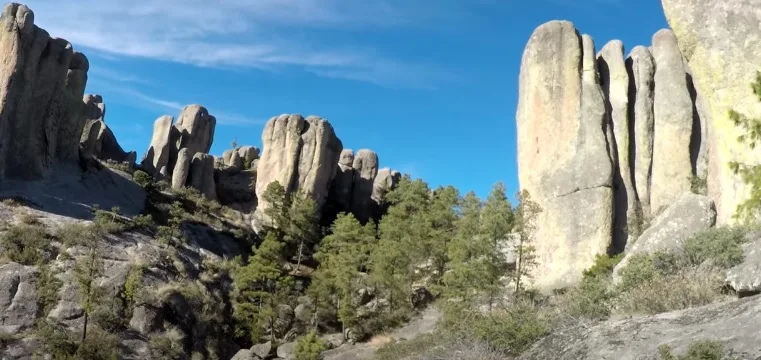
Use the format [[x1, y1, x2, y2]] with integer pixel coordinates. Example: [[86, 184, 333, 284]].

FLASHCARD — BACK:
[[172, 148, 191, 190], [650, 29, 697, 214], [519, 295, 761, 360], [661, 0, 761, 224], [189, 153, 217, 201], [0, 263, 38, 335], [254, 114, 342, 228], [142, 115, 174, 179], [516, 21, 615, 291], [626, 46, 655, 217], [173, 105, 216, 165], [0, 4, 92, 179], [350, 149, 379, 222], [78, 94, 135, 163]]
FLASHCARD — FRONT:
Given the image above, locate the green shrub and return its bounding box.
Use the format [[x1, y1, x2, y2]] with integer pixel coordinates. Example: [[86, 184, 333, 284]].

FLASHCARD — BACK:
[[658, 340, 730, 360], [93, 208, 127, 234], [19, 211, 40, 225], [75, 326, 120, 360], [0, 223, 50, 265], [149, 328, 185, 360], [131, 214, 155, 230], [133, 170, 153, 189], [689, 173, 708, 195], [682, 226, 748, 268], [582, 254, 623, 279], [35, 320, 78, 359], [37, 265, 62, 316], [617, 251, 681, 292], [294, 331, 328, 360], [562, 275, 616, 321], [124, 264, 145, 308], [56, 222, 99, 248]]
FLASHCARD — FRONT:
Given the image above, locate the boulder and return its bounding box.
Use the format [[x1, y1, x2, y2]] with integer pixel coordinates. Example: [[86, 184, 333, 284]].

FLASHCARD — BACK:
[[613, 193, 716, 281], [662, 0, 761, 224], [254, 114, 342, 229], [216, 169, 256, 211], [129, 305, 163, 335], [650, 29, 697, 214], [519, 295, 761, 360], [516, 21, 614, 291], [79, 115, 102, 159], [229, 151, 244, 172], [598, 40, 637, 251], [350, 149, 379, 222], [237, 146, 260, 167], [332, 149, 355, 211], [726, 233, 761, 295], [372, 168, 401, 206], [0, 4, 91, 179], [223, 149, 235, 165], [79, 95, 134, 163], [188, 153, 217, 200], [173, 104, 216, 161], [277, 341, 297, 360], [251, 341, 273, 359], [230, 349, 255, 360], [0, 263, 38, 334], [626, 46, 656, 217], [171, 148, 191, 190], [142, 115, 174, 178], [273, 304, 295, 337]]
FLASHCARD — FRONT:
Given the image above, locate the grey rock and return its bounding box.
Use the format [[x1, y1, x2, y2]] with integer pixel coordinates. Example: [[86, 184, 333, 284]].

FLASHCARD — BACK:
[[650, 29, 695, 214], [519, 296, 761, 360], [188, 152, 217, 200], [372, 168, 401, 206], [171, 148, 191, 190], [79, 95, 133, 163], [229, 150, 244, 172], [613, 193, 716, 281], [251, 341, 273, 359], [0, 263, 38, 334], [273, 304, 295, 337], [626, 46, 655, 217], [173, 104, 216, 160], [223, 149, 235, 166], [237, 145, 260, 167], [350, 149, 379, 222], [339, 148, 354, 167], [320, 333, 345, 349], [230, 349, 255, 360], [726, 235, 761, 295], [79, 114, 102, 159], [129, 305, 163, 334], [277, 341, 297, 360], [216, 169, 256, 211], [142, 115, 174, 178], [516, 21, 614, 291]]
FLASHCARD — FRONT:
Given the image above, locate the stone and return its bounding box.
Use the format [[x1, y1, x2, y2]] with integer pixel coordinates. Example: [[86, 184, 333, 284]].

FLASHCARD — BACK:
[[216, 169, 256, 211], [0, 263, 38, 334], [277, 341, 297, 360], [339, 148, 354, 167], [223, 149, 234, 165], [0, 4, 91, 179], [79, 115, 102, 159], [320, 333, 345, 349], [598, 40, 637, 251], [650, 29, 696, 214], [332, 150, 355, 212], [188, 152, 217, 200], [142, 115, 174, 178], [79, 95, 134, 163], [230, 349, 255, 360], [372, 168, 401, 205], [229, 150, 244, 172], [173, 105, 216, 160], [661, 0, 761, 225], [613, 193, 716, 281], [273, 304, 295, 337], [129, 305, 163, 335], [254, 114, 342, 229], [351, 149, 379, 222], [519, 295, 761, 360], [251, 341, 273, 359], [726, 233, 761, 295], [171, 148, 191, 190], [516, 21, 614, 291], [237, 146, 260, 167], [626, 46, 656, 217]]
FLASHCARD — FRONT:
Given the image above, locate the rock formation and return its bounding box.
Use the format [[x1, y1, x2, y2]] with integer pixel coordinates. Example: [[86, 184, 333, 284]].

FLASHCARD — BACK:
[[373, 168, 401, 205], [0, 4, 91, 179], [516, 21, 615, 290], [189, 153, 217, 201], [78, 95, 136, 164], [661, 0, 761, 224], [254, 114, 342, 228], [626, 46, 655, 217], [332, 149, 355, 211], [172, 148, 191, 190], [142, 115, 174, 178], [173, 105, 216, 165], [351, 149, 379, 222]]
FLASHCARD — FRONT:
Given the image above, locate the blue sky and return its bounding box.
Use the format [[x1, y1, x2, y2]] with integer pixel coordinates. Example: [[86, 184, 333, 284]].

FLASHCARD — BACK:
[[26, 0, 667, 200]]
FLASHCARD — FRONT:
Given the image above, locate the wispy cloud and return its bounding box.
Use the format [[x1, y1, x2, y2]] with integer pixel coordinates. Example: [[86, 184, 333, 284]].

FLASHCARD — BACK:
[[21, 0, 467, 88]]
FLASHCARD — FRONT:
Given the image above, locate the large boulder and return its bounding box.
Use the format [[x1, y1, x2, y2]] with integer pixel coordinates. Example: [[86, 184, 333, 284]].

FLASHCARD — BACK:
[[171, 148, 191, 190], [372, 168, 401, 205], [516, 21, 615, 291], [79, 95, 135, 163], [173, 105, 216, 162], [0, 263, 38, 334], [626, 46, 656, 217], [0, 4, 91, 179], [519, 295, 761, 360], [254, 114, 342, 229], [188, 153, 217, 200], [661, 0, 761, 224], [141, 115, 174, 178], [350, 149, 379, 222], [650, 29, 697, 214], [726, 233, 761, 295], [613, 193, 716, 281], [332, 149, 355, 211]]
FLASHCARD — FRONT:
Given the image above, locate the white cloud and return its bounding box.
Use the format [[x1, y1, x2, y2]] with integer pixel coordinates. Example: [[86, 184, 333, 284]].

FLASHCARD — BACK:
[[20, 0, 464, 88]]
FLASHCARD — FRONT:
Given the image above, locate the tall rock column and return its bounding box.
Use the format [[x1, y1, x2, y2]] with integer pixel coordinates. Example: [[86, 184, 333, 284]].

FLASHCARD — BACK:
[[661, 0, 761, 224], [626, 46, 656, 217], [141, 115, 174, 178], [172, 105, 216, 170], [351, 149, 379, 223], [516, 21, 614, 291], [598, 40, 637, 250], [650, 29, 695, 214]]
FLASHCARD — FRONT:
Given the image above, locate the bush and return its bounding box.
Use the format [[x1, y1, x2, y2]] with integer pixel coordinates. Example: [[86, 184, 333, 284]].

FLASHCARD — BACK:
[[560, 275, 616, 322], [682, 226, 748, 268], [74, 326, 120, 360], [56, 222, 99, 248], [93, 208, 127, 234], [294, 331, 328, 360], [658, 340, 730, 360], [149, 328, 186, 360], [582, 254, 623, 279], [375, 332, 504, 360], [689, 173, 708, 195], [133, 170, 154, 189], [0, 223, 50, 265], [131, 214, 155, 230], [617, 251, 682, 292], [19, 211, 40, 225], [37, 265, 62, 316]]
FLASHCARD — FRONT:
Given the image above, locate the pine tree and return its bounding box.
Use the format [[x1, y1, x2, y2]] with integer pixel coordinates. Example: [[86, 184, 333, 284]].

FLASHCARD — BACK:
[[426, 186, 459, 287], [310, 213, 374, 333], [729, 71, 761, 222], [442, 191, 483, 306], [74, 246, 105, 345], [233, 232, 293, 342], [479, 182, 515, 306], [286, 193, 320, 272], [261, 181, 290, 234], [513, 190, 542, 293]]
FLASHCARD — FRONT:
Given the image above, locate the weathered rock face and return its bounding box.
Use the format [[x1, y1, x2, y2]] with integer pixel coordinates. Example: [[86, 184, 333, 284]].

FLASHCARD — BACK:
[[613, 193, 716, 281], [350, 149, 379, 222], [254, 114, 342, 228], [650, 29, 697, 214], [142, 115, 174, 178], [599, 40, 636, 251], [372, 168, 401, 205], [332, 149, 355, 211], [0, 263, 37, 335], [172, 148, 191, 190], [0, 4, 92, 179], [189, 152, 217, 200], [173, 105, 216, 163], [78, 95, 135, 163], [626, 46, 655, 217], [726, 233, 761, 295], [516, 21, 615, 291], [662, 0, 761, 225], [519, 295, 761, 360]]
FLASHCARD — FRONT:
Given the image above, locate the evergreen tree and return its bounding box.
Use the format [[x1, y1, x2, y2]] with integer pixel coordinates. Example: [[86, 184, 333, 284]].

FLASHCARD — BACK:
[[310, 213, 374, 333], [233, 232, 293, 342], [479, 182, 514, 306], [74, 246, 105, 345], [729, 71, 761, 222], [442, 191, 483, 306], [513, 190, 542, 293], [286, 193, 320, 272], [426, 186, 459, 287], [261, 181, 290, 234]]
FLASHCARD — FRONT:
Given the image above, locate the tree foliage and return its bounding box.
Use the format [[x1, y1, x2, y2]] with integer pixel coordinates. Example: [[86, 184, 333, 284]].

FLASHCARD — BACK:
[[729, 71, 761, 222]]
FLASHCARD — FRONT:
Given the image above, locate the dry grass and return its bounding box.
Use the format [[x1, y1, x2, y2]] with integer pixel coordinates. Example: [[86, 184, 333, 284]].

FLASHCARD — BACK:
[[374, 333, 504, 360], [369, 334, 394, 348]]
